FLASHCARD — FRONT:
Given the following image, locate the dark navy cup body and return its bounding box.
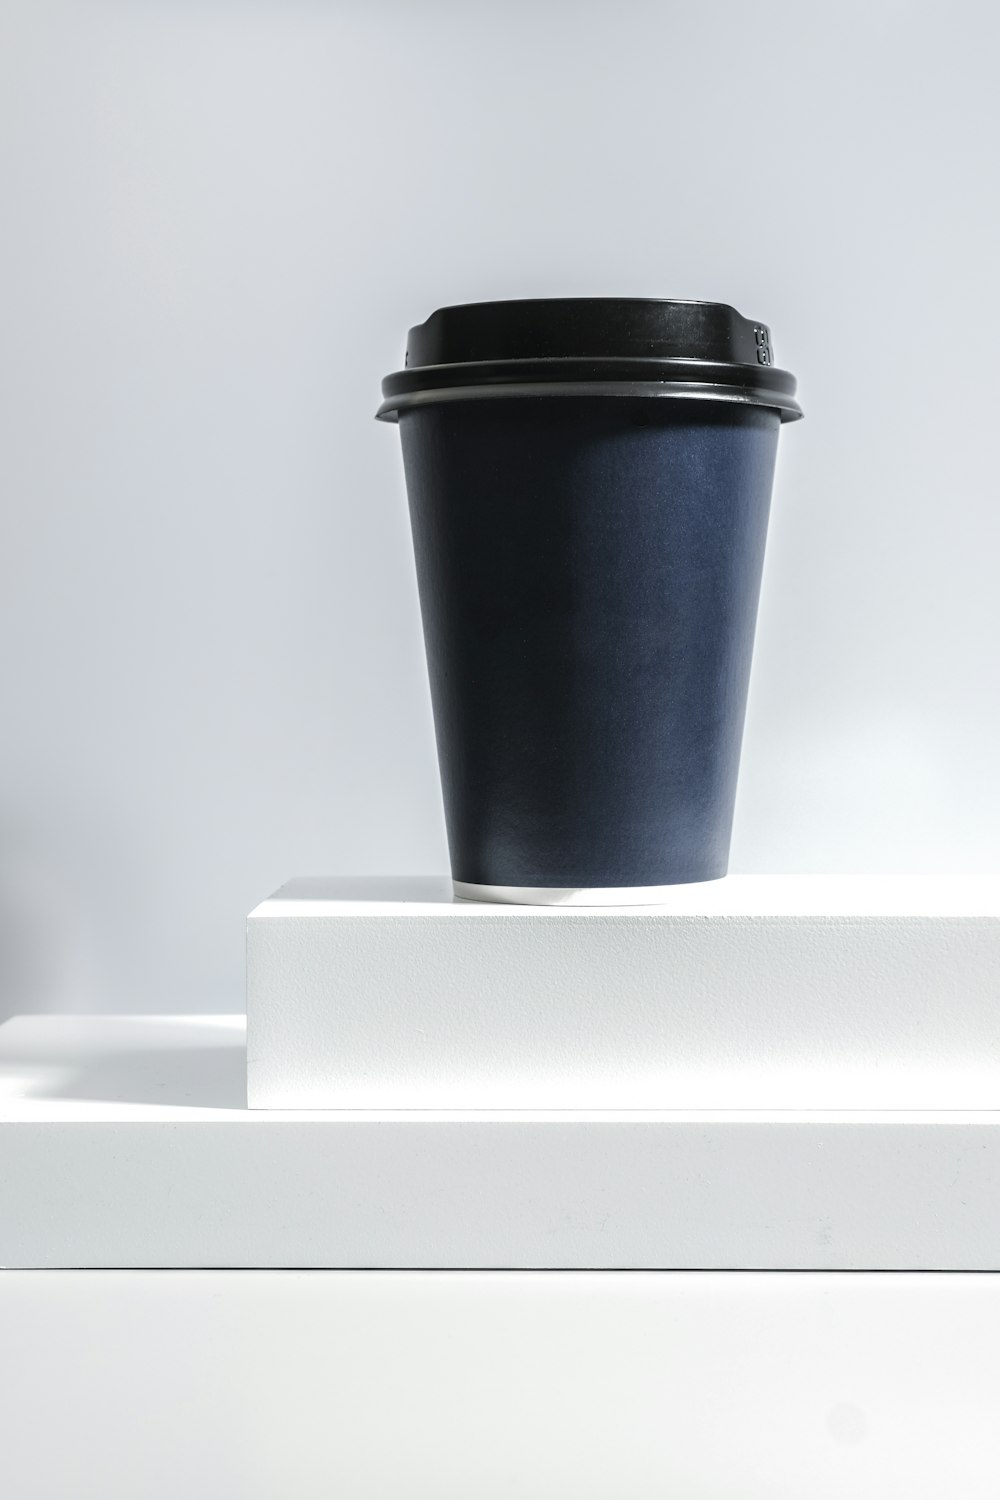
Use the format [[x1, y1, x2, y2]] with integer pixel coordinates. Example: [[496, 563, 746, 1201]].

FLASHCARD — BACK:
[[399, 396, 780, 892]]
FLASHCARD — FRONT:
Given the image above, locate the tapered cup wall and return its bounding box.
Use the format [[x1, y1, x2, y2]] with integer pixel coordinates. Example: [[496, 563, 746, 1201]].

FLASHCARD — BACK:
[[399, 396, 779, 895]]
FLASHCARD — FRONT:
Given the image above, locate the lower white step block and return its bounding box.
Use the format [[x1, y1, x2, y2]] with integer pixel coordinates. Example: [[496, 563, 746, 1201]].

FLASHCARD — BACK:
[[4, 1014, 1000, 1270], [247, 874, 1000, 1110]]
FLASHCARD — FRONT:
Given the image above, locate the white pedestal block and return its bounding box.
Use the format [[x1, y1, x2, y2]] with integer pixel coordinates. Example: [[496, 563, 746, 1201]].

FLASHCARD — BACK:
[[247, 874, 1000, 1110], [5, 1014, 1000, 1270]]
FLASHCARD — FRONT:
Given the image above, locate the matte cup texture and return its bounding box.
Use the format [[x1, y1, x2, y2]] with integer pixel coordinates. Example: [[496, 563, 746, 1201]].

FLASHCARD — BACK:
[[398, 395, 781, 892]]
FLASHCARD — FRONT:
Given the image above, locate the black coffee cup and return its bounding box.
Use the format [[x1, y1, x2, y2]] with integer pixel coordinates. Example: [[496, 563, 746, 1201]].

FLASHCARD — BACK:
[[378, 299, 801, 904]]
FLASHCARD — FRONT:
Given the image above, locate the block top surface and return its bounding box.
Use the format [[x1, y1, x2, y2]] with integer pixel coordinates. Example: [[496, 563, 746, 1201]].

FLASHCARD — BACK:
[[6, 1014, 1000, 1126], [251, 873, 1000, 918]]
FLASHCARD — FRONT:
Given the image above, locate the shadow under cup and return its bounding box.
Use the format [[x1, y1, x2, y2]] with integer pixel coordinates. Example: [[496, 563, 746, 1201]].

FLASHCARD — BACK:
[[399, 397, 779, 897]]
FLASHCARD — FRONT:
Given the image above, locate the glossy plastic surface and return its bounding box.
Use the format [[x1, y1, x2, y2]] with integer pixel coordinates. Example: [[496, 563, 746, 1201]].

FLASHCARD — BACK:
[[379, 297, 801, 421]]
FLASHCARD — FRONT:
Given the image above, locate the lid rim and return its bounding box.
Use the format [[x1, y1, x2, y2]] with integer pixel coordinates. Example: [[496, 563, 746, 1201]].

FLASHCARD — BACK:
[[383, 355, 797, 397], [376, 379, 803, 424]]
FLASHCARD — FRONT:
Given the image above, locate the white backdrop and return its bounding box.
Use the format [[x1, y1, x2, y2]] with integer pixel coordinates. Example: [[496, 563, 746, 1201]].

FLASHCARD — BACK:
[[1, 0, 998, 1018]]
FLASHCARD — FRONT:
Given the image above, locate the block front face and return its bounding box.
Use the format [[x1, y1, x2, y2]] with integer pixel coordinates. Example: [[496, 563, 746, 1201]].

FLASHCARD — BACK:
[[247, 877, 1000, 1111], [2, 1270, 1000, 1500], [6, 1015, 1000, 1271]]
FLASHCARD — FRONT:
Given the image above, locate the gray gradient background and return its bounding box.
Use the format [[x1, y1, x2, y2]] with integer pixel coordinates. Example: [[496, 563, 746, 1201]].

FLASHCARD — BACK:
[[1, 1, 997, 1019]]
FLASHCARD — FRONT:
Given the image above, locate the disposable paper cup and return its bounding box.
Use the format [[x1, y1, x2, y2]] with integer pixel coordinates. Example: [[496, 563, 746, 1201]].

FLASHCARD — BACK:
[[378, 299, 802, 904]]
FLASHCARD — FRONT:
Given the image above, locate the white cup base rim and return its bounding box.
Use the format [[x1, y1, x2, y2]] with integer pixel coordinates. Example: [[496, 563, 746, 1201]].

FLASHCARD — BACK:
[[452, 879, 725, 907]]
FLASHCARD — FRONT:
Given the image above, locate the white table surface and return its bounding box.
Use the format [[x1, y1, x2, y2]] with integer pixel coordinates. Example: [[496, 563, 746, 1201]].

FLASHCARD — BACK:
[[2, 1268, 999, 1500]]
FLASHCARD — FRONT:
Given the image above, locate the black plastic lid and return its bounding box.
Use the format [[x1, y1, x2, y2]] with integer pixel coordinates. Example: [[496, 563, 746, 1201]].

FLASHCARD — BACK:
[[377, 298, 802, 422]]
